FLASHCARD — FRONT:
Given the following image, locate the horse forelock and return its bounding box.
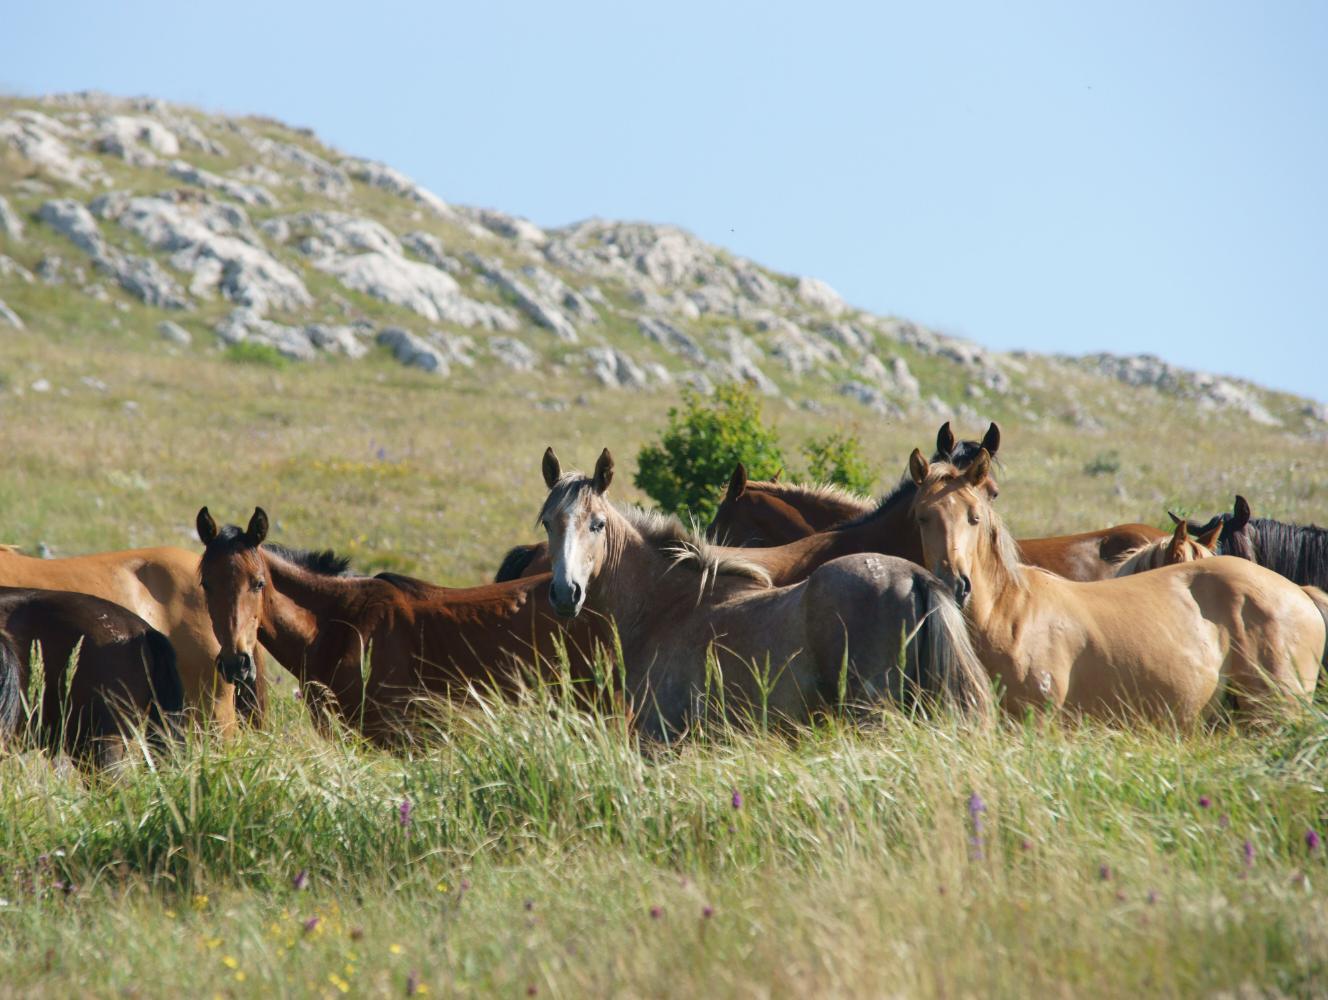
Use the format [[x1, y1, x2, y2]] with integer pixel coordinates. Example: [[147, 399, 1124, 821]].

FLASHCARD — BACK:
[[916, 462, 1026, 588]]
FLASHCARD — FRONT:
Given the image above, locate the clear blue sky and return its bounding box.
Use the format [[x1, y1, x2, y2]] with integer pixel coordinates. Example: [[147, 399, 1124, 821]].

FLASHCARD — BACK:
[[6, 1, 1326, 400]]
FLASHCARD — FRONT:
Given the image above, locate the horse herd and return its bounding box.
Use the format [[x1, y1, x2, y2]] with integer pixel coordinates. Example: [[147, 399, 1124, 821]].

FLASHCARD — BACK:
[[2, 422, 1327, 767]]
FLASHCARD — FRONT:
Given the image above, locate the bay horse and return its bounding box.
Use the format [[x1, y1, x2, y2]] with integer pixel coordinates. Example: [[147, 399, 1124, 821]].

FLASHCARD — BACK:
[[1180, 496, 1328, 591], [196, 507, 608, 746], [704, 421, 995, 547], [0, 587, 184, 767], [907, 449, 1327, 726], [0, 544, 264, 731], [537, 447, 991, 740]]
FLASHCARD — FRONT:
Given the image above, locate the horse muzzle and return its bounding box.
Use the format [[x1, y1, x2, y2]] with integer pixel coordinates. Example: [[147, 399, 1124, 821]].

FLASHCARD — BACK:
[[549, 580, 584, 619], [217, 651, 256, 686]]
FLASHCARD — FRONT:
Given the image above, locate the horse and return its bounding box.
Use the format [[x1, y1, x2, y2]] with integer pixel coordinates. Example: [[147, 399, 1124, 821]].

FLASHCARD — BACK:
[[907, 448, 1327, 726], [496, 422, 1000, 584], [1112, 519, 1222, 576], [0, 587, 184, 768], [195, 507, 609, 746], [0, 544, 265, 731], [536, 447, 992, 740], [704, 421, 996, 548], [1179, 495, 1328, 591]]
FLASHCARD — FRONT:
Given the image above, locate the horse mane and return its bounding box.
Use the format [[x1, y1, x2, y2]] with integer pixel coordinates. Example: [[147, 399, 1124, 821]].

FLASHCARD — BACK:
[[206, 525, 354, 577], [918, 462, 1027, 590], [1244, 518, 1328, 586], [743, 479, 873, 513], [1112, 536, 1213, 577], [539, 476, 772, 589], [831, 475, 919, 531]]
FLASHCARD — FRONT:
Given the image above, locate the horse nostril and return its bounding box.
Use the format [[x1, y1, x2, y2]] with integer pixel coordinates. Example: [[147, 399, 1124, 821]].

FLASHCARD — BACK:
[[570, 582, 583, 605]]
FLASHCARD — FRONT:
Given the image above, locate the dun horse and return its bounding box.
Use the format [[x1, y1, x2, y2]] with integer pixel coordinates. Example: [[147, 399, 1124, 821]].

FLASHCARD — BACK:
[[196, 507, 607, 745], [0, 587, 184, 767], [908, 449, 1327, 726], [0, 543, 263, 730], [537, 447, 991, 739]]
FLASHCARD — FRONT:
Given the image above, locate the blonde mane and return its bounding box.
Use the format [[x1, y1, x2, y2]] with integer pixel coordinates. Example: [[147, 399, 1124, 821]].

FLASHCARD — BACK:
[[1113, 535, 1214, 577], [918, 463, 1027, 590], [744, 479, 874, 514]]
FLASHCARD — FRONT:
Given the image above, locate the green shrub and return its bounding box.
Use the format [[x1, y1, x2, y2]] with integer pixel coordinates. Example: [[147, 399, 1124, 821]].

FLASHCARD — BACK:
[[224, 341, 289, 369], [635, 384, 785, 522], [802, 430, 875, 495]]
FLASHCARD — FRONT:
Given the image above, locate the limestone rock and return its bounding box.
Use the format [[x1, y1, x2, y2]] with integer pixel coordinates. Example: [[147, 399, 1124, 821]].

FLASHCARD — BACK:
[[794, 276, 845, 316], [215, 308, 316, 360], [342, 158, 451, 218], [584, 346, 649, 389], [490, 336, 538, 372], [0, 195, 24, 240], [168, 161, 279, 208], [377, 326, 449, 374], [638, 316, 705, 364], [319, 251, 516, 330], [94, 115, 180, 163], [469, 255, 578, 342], [157, 320, 192, 345], [0, 111, 102, 187], [0, 297, 23, 329]]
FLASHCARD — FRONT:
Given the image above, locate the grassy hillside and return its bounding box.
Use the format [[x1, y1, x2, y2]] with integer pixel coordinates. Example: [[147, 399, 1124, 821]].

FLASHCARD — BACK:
[[2, 92, 1328, 998]]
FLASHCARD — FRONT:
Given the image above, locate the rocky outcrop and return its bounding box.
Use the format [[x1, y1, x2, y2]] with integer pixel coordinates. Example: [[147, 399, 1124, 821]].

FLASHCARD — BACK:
[[168, 161, 279, 208], [1071, 353, 1282, 427], [0, 195, 25, 240], [94, 115, 180, 164], [342, 158, 451, 218], [0, 297, 23, 328], [377, 326, 450, 374], [469, 254, 579, 342], [0, 110, 102, 187]]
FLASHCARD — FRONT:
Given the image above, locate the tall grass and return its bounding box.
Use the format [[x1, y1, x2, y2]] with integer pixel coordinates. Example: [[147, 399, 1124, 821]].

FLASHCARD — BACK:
[[1, 679, 1327, 996]]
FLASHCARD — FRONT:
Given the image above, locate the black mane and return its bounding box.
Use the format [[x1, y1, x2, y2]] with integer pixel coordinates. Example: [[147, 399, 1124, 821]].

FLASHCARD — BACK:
[[1243, 517, 1328, 588], [832, 439, 998, 532], [209, 525, 354, 576]]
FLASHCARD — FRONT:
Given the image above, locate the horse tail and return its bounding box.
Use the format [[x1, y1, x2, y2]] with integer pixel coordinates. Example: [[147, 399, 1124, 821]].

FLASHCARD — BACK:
[[143, 629, 185, 745], [1302, 586, 1328, 673], [914, 574, 993, 722], [0, 630, 22, 742], [495, 543, 541, 583]]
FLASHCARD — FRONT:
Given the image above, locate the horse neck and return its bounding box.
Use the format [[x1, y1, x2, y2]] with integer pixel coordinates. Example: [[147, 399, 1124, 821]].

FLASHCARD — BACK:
[[834, 487, 923, 562], [1249, 519, 1327, 586], [258, 551, 357, 693], [753, 485, 869, 527], [965, 520, 1028, 638], [589, 512, 675, 639]]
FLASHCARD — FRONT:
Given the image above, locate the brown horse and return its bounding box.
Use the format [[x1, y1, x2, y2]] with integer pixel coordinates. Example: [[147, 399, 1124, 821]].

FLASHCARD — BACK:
[[537, 448, 991, 740], [0, 587, 184, 767], [907, 449, 1327, 726], [705, 421, 995, 547], [1180, 496, 1328, 592], [1112, 519, 1223, 576], [0, 544, 263, 731], [196, 507, 608, 745]]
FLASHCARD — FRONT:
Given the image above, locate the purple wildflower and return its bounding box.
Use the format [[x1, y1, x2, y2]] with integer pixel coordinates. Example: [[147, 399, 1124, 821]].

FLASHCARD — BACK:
[[459, 878, 471, 893], [967, 792, 987, 860], [406, 970, 420, 996], [701, 905, 714, 919], [376, 447, 388, 462], [1020, 838, 1033, 852], [731, 789, 743, 810], [523, 900, 534, 912], [1306, 828, 1322, 853], [399, 798, 412, 828], [649, 906, 663, 920], [1146, 890, 1158, 905], [1198, 796, 1211, 809], [293, 686, 302, 700], [303, 916, 320, 934], [1243, 840, 1255, 868], [1098, 864, 1112, 881]]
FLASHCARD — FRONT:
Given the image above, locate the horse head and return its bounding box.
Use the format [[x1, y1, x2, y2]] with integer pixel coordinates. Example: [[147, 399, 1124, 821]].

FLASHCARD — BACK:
[[196, 506, 269, 686], [538, 447, 614, 618]]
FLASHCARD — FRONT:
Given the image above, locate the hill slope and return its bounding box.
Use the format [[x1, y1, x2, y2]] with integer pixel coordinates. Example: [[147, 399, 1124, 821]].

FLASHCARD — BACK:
[[1, 91, 1322, 430]]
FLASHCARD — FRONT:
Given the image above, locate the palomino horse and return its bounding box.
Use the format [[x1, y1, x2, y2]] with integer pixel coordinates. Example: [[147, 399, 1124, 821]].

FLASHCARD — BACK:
[[498, 422, 1002, 585], [1181, 496, 1328, 591], [1112, 519, 1223, 577], [537, 448, 991, 739], [705, 421, 997, 547], [196, 508, 608, 745], [907, 449, 1327, 726], [0, 544, 263, 731], [0, 587, 184, 767]]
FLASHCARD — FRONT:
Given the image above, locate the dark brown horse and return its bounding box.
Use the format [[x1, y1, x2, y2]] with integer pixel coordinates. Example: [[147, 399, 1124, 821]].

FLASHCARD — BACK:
[[0, 587, 184, 767], [1180, 496, 1328, 591], [705, 421, 997, 547], [196, 508, 608, 745]]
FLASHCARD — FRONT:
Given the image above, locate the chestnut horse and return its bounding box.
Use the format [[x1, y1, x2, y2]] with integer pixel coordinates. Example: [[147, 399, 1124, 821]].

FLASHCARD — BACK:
[[196, 508, 608, 745], [0, 544, 263, 731], [537, 448, 991, 740], [908, 449, 1326, 726], [1112, 519, 1222, 576], [0, 587, 184, 767]]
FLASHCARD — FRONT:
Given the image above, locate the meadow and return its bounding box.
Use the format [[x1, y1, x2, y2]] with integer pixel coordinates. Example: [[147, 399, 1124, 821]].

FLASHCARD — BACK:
[[2, 324, 1328, 997]]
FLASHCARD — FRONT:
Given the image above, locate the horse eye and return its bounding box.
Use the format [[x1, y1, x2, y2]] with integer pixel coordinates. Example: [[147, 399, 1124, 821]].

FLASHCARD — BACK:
[[252, 578, 265, 592], [590, 520, 606, 533], [968, 514, 981, 525]]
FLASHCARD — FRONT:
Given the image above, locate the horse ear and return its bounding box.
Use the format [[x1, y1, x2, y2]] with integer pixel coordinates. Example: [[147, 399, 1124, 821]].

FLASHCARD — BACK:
[[981, 422, 1001, 458], [1167, 510, 1183, 527], [1166, 521, 1188, 563], [542, 447, 561, 489], [726, 462, 748, 501], [935, 421, 955, 457], [908, 448, 929, 485], [245, 507, 269, 546], [772, 467, 783, 482], [1196, 521, 1223, 551], [1232, 495, 1251, 529], [196, 507, 218, 546], [966, 448, 992, 489], [592, 448, 614, 495]]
